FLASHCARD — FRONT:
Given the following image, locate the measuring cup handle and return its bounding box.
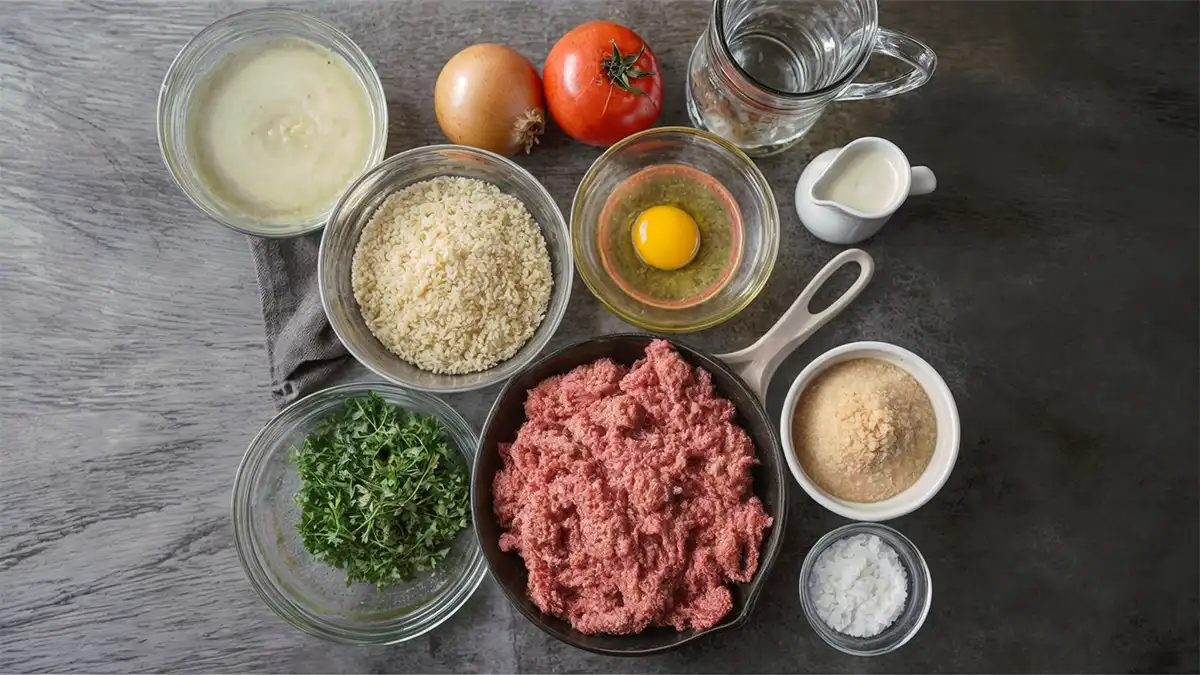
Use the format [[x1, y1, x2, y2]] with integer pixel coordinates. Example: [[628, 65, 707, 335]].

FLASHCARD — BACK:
[[718, 249, 875, 400], [836, 28, 937, 102]]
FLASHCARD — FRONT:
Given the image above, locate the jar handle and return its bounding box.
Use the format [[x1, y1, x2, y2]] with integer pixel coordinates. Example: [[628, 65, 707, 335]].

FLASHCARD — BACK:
[[836, 28, 937, 102]]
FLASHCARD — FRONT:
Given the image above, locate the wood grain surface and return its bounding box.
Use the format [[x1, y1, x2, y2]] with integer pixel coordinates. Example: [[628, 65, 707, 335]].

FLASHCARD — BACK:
[[1, 1, 1197, 673]]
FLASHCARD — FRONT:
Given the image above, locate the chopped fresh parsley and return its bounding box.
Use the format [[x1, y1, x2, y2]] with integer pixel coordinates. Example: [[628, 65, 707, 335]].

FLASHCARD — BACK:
[[290, 392, 469, 588]]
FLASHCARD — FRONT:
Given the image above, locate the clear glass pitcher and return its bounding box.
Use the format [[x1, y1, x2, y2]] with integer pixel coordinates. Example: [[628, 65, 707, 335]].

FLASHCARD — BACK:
[[685, 0, 937, 156]]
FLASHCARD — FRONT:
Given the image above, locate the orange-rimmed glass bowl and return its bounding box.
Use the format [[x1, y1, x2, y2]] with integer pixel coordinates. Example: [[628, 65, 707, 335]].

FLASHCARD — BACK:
[[572, 127, 778, 333], [597, 163, 745, 310]]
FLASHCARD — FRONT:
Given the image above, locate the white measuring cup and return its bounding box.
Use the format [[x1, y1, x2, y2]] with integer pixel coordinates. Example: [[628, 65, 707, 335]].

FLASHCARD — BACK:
[[719, 248, 875, 401]]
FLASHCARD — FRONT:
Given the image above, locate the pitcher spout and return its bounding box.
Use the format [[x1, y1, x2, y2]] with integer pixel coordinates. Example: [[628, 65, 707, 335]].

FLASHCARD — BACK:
[[808, 137, 913, 218]]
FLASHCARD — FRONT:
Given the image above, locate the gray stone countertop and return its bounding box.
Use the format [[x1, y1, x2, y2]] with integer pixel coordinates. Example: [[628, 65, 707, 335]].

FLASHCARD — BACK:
[[1, 0, 1197, 672]]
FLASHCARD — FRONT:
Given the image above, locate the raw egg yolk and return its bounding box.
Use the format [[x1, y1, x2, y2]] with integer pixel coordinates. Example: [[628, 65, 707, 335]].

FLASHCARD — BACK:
[[632, 205, 701, 271]]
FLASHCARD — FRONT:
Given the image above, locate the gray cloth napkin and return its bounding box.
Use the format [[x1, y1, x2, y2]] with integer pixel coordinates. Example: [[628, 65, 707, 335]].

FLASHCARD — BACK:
[[250, 234, 352, 409]]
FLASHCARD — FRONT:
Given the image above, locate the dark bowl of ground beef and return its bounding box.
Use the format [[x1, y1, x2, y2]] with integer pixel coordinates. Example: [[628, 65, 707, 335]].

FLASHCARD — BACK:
[[471, 334, 788, 655]]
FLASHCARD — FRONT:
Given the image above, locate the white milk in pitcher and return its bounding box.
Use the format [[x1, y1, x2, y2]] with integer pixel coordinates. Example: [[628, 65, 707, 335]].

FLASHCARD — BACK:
[[811, 145, 900, 214], [795, 136, 937, 245]]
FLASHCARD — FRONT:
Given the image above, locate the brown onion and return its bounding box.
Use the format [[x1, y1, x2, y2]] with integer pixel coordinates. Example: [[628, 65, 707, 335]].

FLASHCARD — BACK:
[[434, 44, 545, 156]]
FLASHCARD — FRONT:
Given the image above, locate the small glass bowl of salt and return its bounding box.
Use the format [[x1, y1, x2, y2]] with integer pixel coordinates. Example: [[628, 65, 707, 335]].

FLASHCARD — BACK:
[[799, 523, 932, 656]]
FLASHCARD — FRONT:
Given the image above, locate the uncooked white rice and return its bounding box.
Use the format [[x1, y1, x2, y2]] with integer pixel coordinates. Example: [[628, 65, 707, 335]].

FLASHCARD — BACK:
[[351, 176, 552, 375]]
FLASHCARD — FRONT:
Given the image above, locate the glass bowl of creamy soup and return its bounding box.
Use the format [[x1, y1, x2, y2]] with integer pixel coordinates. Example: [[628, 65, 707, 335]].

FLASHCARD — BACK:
[[158, 9, 388, 237]]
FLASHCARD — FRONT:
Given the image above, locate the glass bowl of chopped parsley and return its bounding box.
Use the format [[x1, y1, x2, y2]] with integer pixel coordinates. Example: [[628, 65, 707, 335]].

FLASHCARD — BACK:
[[232, 383, 485, 643]]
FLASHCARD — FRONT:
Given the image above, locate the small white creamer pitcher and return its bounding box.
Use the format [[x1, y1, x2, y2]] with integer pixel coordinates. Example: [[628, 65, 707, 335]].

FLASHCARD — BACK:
[[795, 136, 936, 245]]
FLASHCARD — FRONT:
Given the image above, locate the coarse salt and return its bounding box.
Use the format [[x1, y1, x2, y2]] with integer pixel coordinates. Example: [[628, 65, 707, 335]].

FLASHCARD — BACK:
[[808, 533, 908, 638]]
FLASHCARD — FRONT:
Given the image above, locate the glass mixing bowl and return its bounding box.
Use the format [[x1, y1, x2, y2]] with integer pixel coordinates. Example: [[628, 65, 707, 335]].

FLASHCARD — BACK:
[[231, 382, 486, 644], [799, 522, 932, 656], [319, 145, 573, 393], [157, 8, 388, 237], [571, 127, 779, 332]]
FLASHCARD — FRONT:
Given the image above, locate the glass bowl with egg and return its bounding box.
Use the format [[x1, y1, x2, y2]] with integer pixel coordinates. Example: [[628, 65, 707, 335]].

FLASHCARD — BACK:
[[158, 8, 388, 237], [571, 127, 779, 333], [780, 341, 961, 521]]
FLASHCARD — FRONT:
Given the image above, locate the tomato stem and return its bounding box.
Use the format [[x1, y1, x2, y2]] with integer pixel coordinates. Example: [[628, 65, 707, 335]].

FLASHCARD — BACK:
[[600, 40, 656, 96]]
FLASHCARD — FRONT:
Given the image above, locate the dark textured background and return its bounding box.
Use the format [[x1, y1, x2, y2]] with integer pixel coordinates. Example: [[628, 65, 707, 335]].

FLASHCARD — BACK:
[[1, 1, 1197, 672]]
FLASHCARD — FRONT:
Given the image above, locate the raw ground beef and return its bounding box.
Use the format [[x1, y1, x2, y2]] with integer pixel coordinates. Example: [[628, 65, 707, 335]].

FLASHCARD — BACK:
[[493, 339, 773, 635]]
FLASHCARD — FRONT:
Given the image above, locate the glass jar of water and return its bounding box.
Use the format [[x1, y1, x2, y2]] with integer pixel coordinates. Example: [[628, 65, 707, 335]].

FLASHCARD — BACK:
[[686, 0, 937, 157]]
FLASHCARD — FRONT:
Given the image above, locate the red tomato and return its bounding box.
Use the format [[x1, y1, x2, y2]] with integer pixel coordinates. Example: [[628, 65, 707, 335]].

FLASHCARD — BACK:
[[543, 22, 664, 147]]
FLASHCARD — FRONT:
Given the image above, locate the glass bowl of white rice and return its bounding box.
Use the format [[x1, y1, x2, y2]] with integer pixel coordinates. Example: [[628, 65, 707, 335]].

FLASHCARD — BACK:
[[799, 522, 932, 656], [318, 144, 572, 393]]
